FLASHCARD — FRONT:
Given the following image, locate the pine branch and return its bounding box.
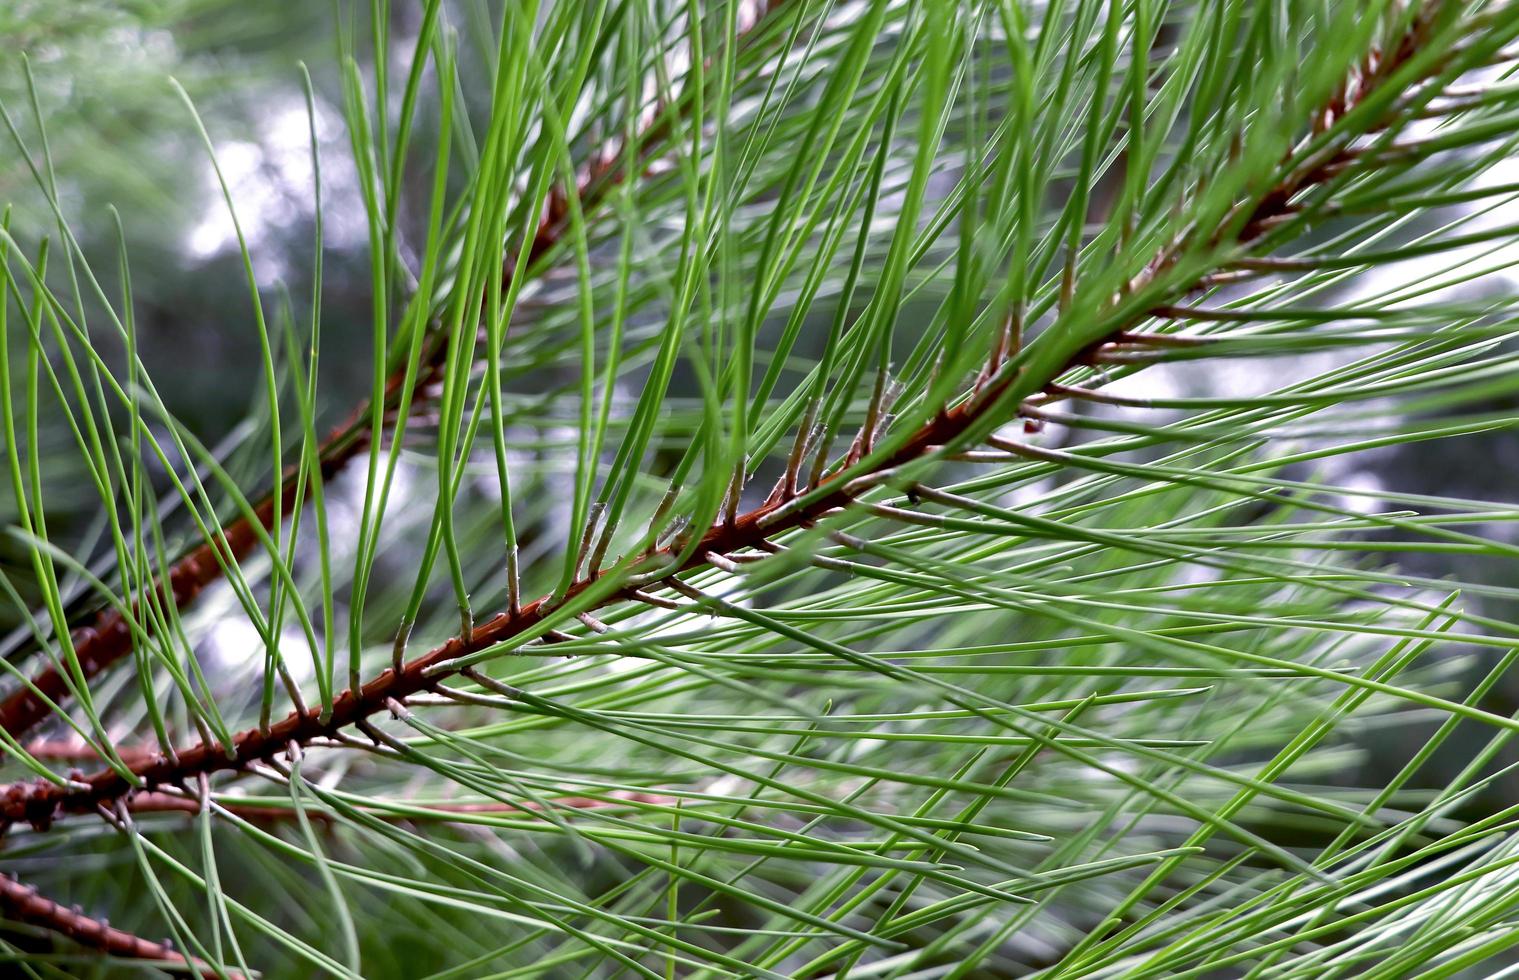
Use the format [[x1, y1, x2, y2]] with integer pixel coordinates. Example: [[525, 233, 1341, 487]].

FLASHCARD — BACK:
[[20, 739, 157, 767], [0, 0, 791, 743], [0, 872, 226, 978], [0, 5, 1444, 833]]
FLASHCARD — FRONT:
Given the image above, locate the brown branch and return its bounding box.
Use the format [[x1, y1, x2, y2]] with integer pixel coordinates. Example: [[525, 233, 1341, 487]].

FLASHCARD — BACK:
[[20, 740, 158, 768], [0, 0, 793, 744], [0, 395, 1005, 830], [0, 3, 1442, 831], [0, 873, 228, 978]]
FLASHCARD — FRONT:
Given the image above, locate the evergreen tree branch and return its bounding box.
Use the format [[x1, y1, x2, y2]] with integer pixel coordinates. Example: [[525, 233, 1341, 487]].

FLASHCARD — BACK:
[[0, 2, 1443, 833], [0, 872, 226, 978]]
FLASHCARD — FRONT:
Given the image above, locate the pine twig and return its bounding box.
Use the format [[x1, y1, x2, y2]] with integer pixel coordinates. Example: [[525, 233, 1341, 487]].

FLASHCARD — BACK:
[[21, 740, 157, 768], [0, 872, 229, 978]]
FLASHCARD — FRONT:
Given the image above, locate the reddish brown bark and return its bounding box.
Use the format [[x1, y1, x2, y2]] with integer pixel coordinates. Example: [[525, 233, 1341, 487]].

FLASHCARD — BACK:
[[0, 873, 232, 978]]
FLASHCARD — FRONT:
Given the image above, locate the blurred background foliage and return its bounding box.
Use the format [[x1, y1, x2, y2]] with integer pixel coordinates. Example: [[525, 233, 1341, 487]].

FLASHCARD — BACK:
[[0, 0, 361, 583]]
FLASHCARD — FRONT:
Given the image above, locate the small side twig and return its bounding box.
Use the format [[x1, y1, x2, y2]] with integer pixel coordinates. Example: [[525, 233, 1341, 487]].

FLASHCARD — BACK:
[[0, 872, 231, 978]]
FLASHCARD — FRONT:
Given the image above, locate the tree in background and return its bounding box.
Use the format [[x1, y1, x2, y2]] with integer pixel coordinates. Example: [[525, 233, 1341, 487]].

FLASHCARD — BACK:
[[4, 1, 1519, 976]]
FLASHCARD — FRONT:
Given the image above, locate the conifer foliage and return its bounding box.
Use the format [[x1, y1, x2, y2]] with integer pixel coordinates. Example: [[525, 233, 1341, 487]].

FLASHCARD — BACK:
[[5, 0, 1519, 976]]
